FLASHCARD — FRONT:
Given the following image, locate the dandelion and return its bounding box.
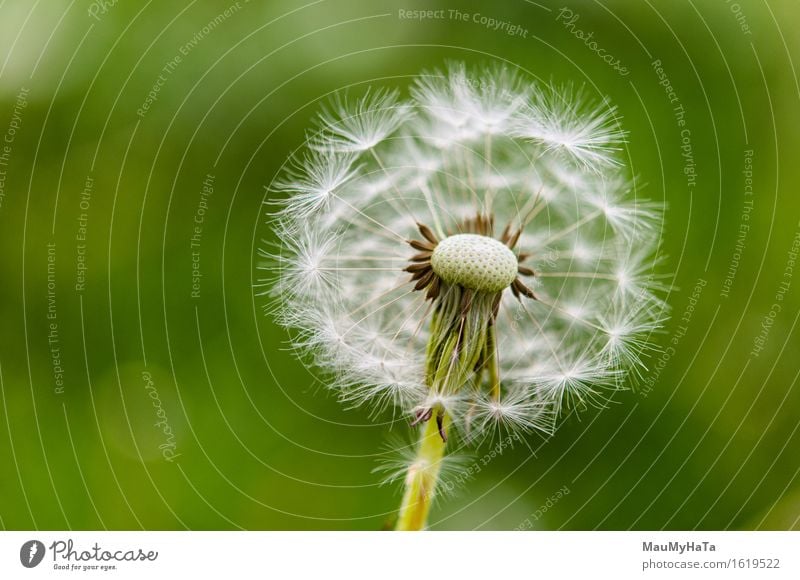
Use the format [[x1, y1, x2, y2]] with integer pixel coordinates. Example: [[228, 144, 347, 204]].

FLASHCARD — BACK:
[[262, 63, 668, 530]]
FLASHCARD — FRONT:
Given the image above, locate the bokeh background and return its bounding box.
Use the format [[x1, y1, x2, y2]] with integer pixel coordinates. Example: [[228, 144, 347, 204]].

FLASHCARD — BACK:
[[0, 0, 798, 530]]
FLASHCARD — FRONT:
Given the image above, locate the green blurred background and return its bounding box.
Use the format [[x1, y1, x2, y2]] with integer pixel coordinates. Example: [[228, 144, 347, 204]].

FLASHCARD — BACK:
[[0, 0, 798, 530]]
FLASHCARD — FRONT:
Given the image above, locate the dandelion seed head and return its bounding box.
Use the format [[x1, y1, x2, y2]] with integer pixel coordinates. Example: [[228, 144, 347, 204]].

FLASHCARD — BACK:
[[266, 64, 669, 445], [431, 234, 518, 293]]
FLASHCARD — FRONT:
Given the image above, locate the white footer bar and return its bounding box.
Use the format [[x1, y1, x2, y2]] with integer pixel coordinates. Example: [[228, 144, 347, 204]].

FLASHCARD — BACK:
[[1, 531, 797, 579]]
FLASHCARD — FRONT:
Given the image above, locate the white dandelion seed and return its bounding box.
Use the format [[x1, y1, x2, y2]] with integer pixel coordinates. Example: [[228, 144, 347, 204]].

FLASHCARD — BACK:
[[514, 83, 626, 170], [264, 64, 669, 530], [471, 386, 557, 439], [273, 148, 360, 219], [313, 88, 412, 153]]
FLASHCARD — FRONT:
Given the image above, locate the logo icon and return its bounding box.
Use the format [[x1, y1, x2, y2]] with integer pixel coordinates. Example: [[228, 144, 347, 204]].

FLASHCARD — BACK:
[[20, 540, 45, 568]]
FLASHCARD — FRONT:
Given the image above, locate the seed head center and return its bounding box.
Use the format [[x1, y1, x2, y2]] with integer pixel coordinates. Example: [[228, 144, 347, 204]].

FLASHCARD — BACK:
[[431, 234, 518, 293]]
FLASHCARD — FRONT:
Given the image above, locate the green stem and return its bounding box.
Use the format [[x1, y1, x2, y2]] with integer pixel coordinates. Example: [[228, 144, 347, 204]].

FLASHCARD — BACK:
[[395, 414, 449, 530], [487, 324, 500, 400]]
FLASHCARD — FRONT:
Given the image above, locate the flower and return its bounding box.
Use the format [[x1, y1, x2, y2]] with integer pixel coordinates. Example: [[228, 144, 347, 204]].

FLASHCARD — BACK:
[[262, 63, 667, 446]]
